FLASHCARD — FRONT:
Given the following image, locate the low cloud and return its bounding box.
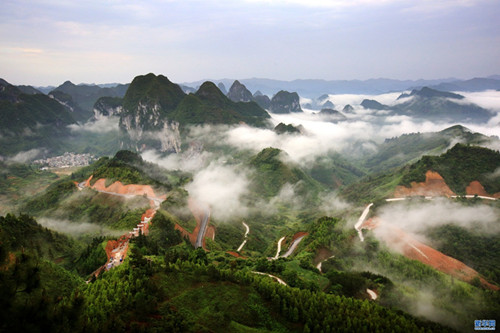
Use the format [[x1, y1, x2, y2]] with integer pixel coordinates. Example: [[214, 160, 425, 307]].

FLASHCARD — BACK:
[[375, 199, 500, 236], [142, 147, 212, 173], [184, 160, 251, 221], [319, 191, 351, 213], [8, 148, 45, 163], [486, 167, 500, 180], [68, 116, 120, 133], [38, 217, 125, 237]]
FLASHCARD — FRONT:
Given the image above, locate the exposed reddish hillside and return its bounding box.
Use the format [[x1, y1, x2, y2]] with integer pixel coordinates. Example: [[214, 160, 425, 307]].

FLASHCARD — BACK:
[[227, 251, 247, 259], [368, 220, 498, 291], [394, 171, 455, 197], [292, 231, 309, 241], [466, 180, 500, 198], [84, 175, 167, 201]]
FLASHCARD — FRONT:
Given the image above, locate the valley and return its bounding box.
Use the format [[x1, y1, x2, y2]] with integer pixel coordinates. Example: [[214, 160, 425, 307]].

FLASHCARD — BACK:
[[1, 73, 499, 332]]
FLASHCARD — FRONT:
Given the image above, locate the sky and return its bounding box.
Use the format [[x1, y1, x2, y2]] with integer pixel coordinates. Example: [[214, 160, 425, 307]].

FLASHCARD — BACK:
[[1, 0, 499, 86]]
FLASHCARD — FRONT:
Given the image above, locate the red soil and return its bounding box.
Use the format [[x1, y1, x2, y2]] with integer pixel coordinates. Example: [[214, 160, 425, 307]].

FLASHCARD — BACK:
[[173, 200, 213, 250], [360, 217, 380, 230], [104, 240, 119, 260], [227, 251, 247, 259], [394, 171, 455, 198], [141, 209, 156, 220], [204, 225, 216, 247], [466, 180, 500, 198], [292, 231, 309, 241], [175, 223, 197, 245], [83, 175, 167, 202], [373, 220, 498, 291]]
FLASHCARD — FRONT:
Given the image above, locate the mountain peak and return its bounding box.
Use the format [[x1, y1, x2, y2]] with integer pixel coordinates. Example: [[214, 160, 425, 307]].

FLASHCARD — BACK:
[[227, 80, 254, 102], [361, 99, 389, 110], [195, 81, 226, 102], [399, 87, 464, 100], [269, 90, 302, 113]]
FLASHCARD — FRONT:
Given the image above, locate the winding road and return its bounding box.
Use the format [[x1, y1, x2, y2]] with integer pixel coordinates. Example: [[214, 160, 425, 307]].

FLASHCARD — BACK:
[[273, 237, 285, 260], [252, 271, 287, 286], [195, 209, 211, 249], [316, 255, 335, 273], [354, 203, 373, 242], [281, 235, 307, 258], [366, 289, 378, 300], [236, 221, 250, 252]]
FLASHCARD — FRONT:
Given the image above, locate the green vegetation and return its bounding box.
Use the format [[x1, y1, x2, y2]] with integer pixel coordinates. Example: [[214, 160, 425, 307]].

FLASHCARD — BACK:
[[249, 147, 323, 199], [0, 214, 80, 264], [122, 73, 185, 120], [401, 143, 500, 194], [22, 179, 78, 215], [342, 170, 403, 203], [73, 150, 190, 191], [274, 122, 300, 135], [50, 80, 127, 114], [426, 224, 500, 285], [362, 125, 491, 173], [307, 153, 366, 189], [171, 82, 270, 127], [0, 161, 59, 211], [0, 85, 77, 155], [269, 90, 302, 113]]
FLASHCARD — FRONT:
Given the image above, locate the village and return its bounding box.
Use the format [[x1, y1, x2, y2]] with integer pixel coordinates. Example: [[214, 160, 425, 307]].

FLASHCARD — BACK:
[[34, 152, 95, 168]]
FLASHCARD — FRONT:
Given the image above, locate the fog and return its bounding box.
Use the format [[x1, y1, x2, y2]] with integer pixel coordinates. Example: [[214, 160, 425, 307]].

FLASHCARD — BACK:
[[38, 217, 125, 237], [375, 199, 500, 237], [68, 116, 120, 134], [6, 148, 45, 163], [184, 160, 251, 221], [139, 89, 500, 224]]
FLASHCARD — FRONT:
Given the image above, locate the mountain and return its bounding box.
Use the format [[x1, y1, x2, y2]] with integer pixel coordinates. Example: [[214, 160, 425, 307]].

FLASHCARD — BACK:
[[430, 78, 500, 92], [317, 108, 347, 123], [342, 104, 354, 113], [179, 84, 196, 94], [227, 80, 253, 102], [361, 125, 497, 173], [120, 73, 271, 129], [48, 89, 91, 122], [217, 82, 227, 95], [16, 85, 43, 95], [393, 87, 493, 123], [253, 91, 271, 109], [249, 147, 322, 198], [183, 77, 461, 97], [88, 74, 272, 152], [360, 99, 389, 110], [344, 140, 500, 202], [120, 73, 185, 132], [274, 122, 301, 135], [269, 90, 302, 113], [49, 80, 128, 119], [172, 81, 271, 127], [322, 100, 334, 109], [92, 96, 123, 118], [0, 79, 77, 155], [399, 143, 500, 195], [397, 86, 464, 100], [306, 152, 366, 189]]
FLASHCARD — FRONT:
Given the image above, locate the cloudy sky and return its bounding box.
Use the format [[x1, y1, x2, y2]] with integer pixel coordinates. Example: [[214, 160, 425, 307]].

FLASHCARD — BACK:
[[1, 0, 499, 86]]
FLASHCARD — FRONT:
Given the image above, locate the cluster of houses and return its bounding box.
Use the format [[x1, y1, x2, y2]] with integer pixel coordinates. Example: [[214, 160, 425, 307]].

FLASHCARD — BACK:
[[34, 152, 95, 168]]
